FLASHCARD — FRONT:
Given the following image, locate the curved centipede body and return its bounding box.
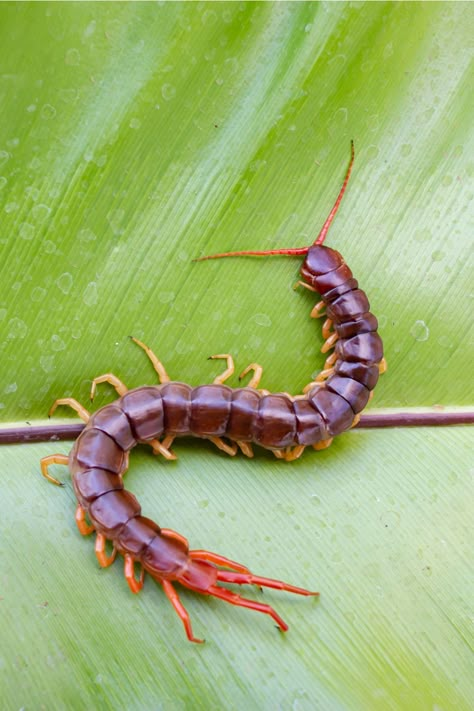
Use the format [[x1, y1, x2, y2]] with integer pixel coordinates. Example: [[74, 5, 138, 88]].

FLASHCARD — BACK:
[[41, 143, 385, 642]]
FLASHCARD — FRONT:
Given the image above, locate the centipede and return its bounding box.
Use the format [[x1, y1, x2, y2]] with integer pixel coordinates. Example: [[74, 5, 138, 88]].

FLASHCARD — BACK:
[[41, 142, 385, 643]]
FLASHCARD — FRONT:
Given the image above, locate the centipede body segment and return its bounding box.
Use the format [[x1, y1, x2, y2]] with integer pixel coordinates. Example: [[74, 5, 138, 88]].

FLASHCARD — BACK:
[[41, 143, 385, 642]]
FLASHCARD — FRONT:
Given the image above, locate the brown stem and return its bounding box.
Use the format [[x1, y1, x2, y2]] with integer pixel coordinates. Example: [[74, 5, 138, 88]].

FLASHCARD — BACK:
[[0, 410, 473, 444]]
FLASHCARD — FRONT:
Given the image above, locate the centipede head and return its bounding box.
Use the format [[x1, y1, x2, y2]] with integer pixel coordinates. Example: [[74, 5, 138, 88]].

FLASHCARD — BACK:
[[194, 141, 354, 263]]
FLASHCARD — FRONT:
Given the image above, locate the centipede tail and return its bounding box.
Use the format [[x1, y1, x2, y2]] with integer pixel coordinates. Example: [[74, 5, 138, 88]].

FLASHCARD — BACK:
[[41, 143, 383, 642]]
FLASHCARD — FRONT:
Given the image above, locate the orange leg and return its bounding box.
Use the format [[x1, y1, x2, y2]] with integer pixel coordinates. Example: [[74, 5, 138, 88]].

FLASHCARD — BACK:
[[90, 373, 128, 401], [205, 585, 289, 633], [147, 436, 177, 460], [95, 533, 117, 567], [236, 440, 254, 458], [379, 357, 387, 374], [161, 528, 189, 548], [208, 436, 237, 457], [162, 580, 204, 644], [282, 445, 306, 462], [310, 300, 326, 318], [323, 351, 337, 368], [322, 318, 334, 340], [75, 504, 95, 535], [293, 280, 318, 293], [215, 569, 318, 598], [209, 354, 234, 385], [40, 453, 69, 486], [49, 398, 90, 422], [239, 363, 263, 389], [124, 554, 145, 593], [189, 550, 251, 575], [351, 414, 361, 428], [131, 337, 170, 384], [321, 332, 339, 354], [313, 438, 334, 451]]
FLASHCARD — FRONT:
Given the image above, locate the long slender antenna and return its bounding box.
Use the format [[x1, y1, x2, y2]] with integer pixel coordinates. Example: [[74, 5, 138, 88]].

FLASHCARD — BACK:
[[193, 141, 355, 262], [314, 139, 354, 246]]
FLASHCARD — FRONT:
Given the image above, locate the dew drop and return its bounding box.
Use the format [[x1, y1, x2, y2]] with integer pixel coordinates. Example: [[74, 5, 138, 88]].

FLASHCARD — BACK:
[[159, 291, 175, 304], [31, 286, 47, 302], [83, 282, 98, 306], [161, 83, 176, 101], [252, 313, 272, 327], [41, 104, 57, 120], [410, 320, 429, 342], [27, 104, 37, 113], [51, 334, 66, 351], [40, 355, 55, 373], [7, 317, 28, 339], [0, 177, 7, 190], [4, 382, 17, 394], [83, 20, 96, 39], [19, 223, 35, 241], [56, 272, 73, 294], [32, 203, 51, 223], [129, 118, 141, 130], [65, 48, 80, 66], [78, 227, 96, 243], [0, 151, 9, 166], [106, 209, 125, 235]]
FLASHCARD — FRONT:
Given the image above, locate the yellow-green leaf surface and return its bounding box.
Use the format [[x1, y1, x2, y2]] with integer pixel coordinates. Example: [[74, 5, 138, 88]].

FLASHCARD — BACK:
[[0, 3, 473, 710]]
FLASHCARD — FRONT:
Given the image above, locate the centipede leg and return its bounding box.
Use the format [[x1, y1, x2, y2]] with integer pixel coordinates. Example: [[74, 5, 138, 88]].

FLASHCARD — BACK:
[[189, 550, 251, 574], [236, 440, 254, 458], [206, 585, 290, 632], [161, 528, 189, 547], [161, 580, 204, 644], [323, 351, 337, 369], [209, 354, 234, 385], [282, 445, 306, 462], [124, 554, 145, 593], [293, 280, 318, 293], [208, 436, 237, 456], [310, 300, 326, 319], [90, 373, 128, 401], [131, 337, 171, 384], [147, 436, 177, 460], [313, 438, 333, 451], [322, 318, 334, 340], [351, 414, 361, 428], [239, 363, 263, 389], [75, 504, 95, 535], [49, 398, 90, 422], [40, 453, 69, 486], [95, 533, 117, 567], [321, 332, 339, 354], [379, 357, 387, 374]]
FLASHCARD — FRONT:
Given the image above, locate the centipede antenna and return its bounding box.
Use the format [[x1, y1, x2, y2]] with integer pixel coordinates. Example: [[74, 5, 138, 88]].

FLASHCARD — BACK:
[[194, 142, 355, 262], [314, 140, 354, 246]]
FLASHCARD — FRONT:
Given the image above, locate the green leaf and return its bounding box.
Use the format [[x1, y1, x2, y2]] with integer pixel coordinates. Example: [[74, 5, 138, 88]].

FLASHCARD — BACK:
[[1, 2, 473, 709]]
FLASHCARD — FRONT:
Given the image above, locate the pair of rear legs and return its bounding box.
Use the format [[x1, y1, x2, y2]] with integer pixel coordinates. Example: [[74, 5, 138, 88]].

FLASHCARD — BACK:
[[41, 453, 317, 644]]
